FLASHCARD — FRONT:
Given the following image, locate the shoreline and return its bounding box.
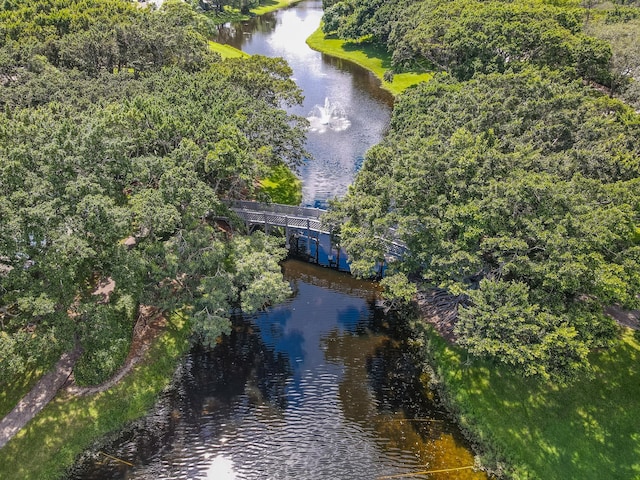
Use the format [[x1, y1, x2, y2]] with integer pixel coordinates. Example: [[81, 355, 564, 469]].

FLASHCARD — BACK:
[[305, 27, 433, 96], [411, 315, 640, 479]]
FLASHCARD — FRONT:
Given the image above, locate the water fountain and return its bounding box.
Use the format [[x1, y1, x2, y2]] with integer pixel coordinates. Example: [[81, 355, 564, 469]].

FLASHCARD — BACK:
[[307, 97, 351, 133]]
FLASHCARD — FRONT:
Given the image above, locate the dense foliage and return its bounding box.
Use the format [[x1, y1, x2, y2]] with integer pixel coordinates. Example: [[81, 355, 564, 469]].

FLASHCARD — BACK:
[[0, 0, 307, 384], [330, 70, 640, 380], [323, 0, 614, 84]]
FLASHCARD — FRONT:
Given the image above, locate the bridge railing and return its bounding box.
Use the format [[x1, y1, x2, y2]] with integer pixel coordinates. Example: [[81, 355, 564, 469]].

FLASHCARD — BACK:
[[238, 211, 329, 234], [224, 200, 325, 220], [222, 199, 407, 259]]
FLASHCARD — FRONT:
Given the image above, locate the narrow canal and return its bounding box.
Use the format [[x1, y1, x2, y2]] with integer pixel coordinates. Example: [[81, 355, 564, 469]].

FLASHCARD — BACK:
[[215, 0, 393, 208], [70, 262, 484, 479], [69, 1, 488, 478]]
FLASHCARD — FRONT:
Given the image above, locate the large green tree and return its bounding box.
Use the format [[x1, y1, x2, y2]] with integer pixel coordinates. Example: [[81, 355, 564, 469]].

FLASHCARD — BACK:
[[330, 70, 640, 380], [323, 0, 613, 84], [0, 0, 307, 384]]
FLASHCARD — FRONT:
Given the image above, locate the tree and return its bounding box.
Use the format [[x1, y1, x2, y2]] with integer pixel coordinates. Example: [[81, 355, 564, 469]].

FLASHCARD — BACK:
[[0, 0, 307, 384], [331, 70, 640, 380], [456, 279, 591, 381], [323, 0, 614, 84]]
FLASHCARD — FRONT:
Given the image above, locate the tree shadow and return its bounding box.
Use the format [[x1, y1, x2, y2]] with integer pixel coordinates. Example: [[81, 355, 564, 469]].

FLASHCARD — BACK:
[[431, 327, 640, 479]]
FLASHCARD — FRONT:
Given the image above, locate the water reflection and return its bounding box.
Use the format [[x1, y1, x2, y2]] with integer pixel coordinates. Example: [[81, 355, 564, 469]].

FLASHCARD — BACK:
[[214, 0, 392, 208], [69, 261, 486, 479]]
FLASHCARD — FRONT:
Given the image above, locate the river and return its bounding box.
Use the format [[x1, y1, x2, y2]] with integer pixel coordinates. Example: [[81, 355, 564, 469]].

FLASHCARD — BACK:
[[69, 2, 487, 479], [215, 0, 393, 208]]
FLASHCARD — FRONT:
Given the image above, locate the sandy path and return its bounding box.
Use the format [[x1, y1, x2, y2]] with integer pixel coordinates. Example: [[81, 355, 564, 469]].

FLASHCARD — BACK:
[[0, 348, 82, 449]]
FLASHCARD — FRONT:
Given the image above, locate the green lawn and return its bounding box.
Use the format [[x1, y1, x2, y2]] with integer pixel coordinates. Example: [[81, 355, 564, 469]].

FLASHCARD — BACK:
[[251, 0, 302, 16], [208, 40, 249, 59], [259, 164, 302, 205], [0, 313, 192, 480], [306, 28, 433, 96], [416, 322, 640, 479]]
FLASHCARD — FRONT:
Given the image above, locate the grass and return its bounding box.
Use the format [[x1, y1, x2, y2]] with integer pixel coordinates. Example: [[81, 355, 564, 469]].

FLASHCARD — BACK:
[[208, 40, 249, 59], [0, 367, 50, 419], [414, 322, 640, 479], [251, 0, 303, 16], [306, 27, 433, 96], [259, 164, 302, 205], [0, 312, 192, 480]]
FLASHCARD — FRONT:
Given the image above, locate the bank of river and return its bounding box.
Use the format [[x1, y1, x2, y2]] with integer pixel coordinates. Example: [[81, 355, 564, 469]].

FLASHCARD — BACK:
[[305, 27, 433, 96], [66, 1, 490, 478], [69, 260, 486, 479]]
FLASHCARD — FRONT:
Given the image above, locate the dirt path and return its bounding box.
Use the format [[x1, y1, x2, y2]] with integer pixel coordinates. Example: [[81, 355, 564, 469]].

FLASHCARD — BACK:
[[0, 307, 166, 450], [0, 348, 82, 449], [604, 305, 640, 331]]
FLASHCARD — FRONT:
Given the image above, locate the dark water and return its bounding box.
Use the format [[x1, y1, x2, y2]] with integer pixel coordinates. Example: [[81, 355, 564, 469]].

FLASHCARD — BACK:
[[69, 261, 485, 479], [215, 0, 393, 208], [69, 2, 488, 478]]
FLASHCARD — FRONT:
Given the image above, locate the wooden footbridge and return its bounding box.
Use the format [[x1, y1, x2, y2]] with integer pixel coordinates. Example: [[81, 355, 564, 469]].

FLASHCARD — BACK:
[[223, 201, 406, 270], [226, 200, 329, 236]]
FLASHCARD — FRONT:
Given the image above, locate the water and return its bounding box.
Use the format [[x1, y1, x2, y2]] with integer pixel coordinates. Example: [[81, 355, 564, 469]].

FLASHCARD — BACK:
[[70, 261, 485, 479], [69, 2, 488, 478], [214, 1, 393, 208]]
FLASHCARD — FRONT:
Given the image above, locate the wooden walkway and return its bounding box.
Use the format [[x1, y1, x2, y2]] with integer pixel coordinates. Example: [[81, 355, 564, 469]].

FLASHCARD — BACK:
[[224, 200, 406, 259], [226, 200, 329, 235]]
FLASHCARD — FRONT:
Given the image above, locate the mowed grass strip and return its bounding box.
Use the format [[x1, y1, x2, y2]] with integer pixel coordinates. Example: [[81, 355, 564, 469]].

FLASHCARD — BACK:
[[0, 313, 191, 480], [306, 27, 433, 96], [209, 41, 249, 59], [251, 0, 303, 16], [416, 323, 640, 480]]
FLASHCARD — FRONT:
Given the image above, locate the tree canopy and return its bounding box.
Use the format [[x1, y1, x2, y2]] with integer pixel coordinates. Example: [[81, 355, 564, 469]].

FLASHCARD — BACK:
[[0, 0, 307, 384], [323, 0, 613, 84], [330, 69, 640, 380]]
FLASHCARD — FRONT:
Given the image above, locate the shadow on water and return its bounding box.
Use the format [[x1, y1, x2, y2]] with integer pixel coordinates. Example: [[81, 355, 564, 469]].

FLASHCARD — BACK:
[[68, 261, 487, 479]]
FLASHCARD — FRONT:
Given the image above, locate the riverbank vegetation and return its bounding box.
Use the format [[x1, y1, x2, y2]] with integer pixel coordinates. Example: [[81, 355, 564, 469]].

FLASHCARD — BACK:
[[320, 0, 640, 104], [191, 0, 302, 23], [412, 323, 640, 479], [306, 26, 432, 95], [0, 312, 191, 480], [0, 0, 307, 471], [324, 0, 640, 476], [333, 68, 640, 381]]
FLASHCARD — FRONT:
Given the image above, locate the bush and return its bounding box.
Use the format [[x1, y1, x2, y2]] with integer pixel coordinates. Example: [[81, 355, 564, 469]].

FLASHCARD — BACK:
[[74, 298, 136, 386]]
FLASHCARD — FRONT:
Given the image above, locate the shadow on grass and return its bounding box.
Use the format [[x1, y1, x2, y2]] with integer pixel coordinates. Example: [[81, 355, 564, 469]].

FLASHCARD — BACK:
[[339, 40, 394, 70], [422, 325, 640, 480]]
